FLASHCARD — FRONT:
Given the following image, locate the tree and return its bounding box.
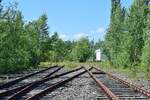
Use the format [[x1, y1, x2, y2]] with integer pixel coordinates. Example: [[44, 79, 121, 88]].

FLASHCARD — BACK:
[[38, 14, 49, 41], [36, 14, 49, 62], [104, 0, 126, 66], [63, 40, 73, 60], [46, 32, 70, 62], [0, 4, 31, 73], [126, 0, 149, 67], [141, 3, 150, 72], [70, 37, 92, 62], [24, 21, 41, 67], [104, 0, 149, 68], [48, 32, 60, 62], [95, 39, 105, 50], [0, 2, 50, 73]]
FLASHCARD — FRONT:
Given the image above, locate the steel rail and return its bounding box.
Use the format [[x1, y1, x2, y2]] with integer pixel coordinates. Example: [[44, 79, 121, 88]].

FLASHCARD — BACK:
[[92, 71, 106, 74], [7, 66, 84, 100], [0, 83, 31, 97], [26, 67, 93, 100], [43, 66, 64, 78], [0, 66, 63, 97], [0, 66, 82, 97], [0, 66, 62, 99], [83, 67, 118, 100], [0, 65, 59, 89], [93, 66, 150, 97]]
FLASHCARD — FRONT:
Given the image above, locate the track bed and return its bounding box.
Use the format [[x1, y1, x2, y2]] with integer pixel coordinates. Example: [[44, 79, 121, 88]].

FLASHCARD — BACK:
[[0, 65, 149, 100]]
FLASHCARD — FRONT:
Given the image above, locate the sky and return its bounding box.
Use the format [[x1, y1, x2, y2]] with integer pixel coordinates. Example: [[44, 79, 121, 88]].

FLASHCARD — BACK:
[[4, 0, 133, 42]]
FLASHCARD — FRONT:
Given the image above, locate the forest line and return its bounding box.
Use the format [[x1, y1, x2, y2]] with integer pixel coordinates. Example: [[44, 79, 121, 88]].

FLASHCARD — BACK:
[[0, 0, 150, 74]]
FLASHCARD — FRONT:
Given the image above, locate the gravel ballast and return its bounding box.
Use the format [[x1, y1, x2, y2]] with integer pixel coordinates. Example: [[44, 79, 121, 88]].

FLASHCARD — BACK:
[[41, 73, 105, 100], [0, 66, 149, 100]]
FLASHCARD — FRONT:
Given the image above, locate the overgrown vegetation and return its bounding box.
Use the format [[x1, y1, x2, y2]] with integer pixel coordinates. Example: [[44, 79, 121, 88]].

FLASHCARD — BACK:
[[0, 1, 51, 73], [0, 0, 149, 75], [0, 1, 92, 73], [102, 0, 150, 75]]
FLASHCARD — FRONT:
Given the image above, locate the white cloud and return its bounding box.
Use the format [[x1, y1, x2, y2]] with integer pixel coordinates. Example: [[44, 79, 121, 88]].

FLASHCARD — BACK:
[[73, 26, 106, 41], [90, 27, 106, 34], [74, 33, 88, 40], [96, 27, 105, 33], [59, 34, 68, 40]]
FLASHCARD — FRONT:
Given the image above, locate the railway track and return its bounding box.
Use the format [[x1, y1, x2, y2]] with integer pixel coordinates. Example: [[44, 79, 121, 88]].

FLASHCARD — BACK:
[[0, 66, 89, 100], [86, 66, 150, 100], [0, 65, 60, 89], [0, 65, 149, 100], [0, 65, 63, 99]]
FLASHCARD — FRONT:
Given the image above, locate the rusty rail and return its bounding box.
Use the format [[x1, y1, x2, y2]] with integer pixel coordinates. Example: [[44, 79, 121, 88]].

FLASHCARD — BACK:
[[93, 66, 150, 97], [83, 67, 118, 100], [0, 66, 83, 98], [0, 66, 63, 97], [6, 67, 84, 100], [0, 65, 59, 89], [4, 66, 63, 100], [27, 67, 93, 100], [0, 83, 31, 97]]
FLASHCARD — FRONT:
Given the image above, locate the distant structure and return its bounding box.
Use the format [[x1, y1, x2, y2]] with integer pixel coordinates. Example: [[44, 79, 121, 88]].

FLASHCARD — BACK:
[[95, 49, 101, 61], [95, 49, 107, 61]]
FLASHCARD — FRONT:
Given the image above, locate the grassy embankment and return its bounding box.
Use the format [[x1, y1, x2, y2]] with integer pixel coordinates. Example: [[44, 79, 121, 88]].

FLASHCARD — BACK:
[[96, 61, 149, 80], [40, 61, 150, 80]]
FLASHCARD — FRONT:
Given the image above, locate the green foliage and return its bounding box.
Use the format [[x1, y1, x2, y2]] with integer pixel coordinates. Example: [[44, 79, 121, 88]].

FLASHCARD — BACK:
[[70, 37, 92, 62], [141, 11, 150, 72], [37, 14, 50, 62], [105, 0, 127, 66], [95, 39, 104, 49], [0, 4, 30, 73], [103, 0, 150, 71], [126, 0, 148, 66], [0, 0, 149, 74], [0, 2, 50, 73]]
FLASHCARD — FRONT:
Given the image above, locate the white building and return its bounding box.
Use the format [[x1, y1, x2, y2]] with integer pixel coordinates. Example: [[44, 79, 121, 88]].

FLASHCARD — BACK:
[[95, 49, 101, 61]]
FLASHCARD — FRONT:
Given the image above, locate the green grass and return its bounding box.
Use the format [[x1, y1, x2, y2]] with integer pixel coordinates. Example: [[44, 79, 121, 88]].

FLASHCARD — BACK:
[[40, 61, 150, 80], [92, 61, 150, 80], [40, 61, 81, 70]]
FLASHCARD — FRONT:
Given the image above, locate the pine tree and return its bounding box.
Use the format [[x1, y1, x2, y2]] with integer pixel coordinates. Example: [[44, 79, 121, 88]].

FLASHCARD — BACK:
[[36, 14, 49, 61], [38, 14, 49, 42]]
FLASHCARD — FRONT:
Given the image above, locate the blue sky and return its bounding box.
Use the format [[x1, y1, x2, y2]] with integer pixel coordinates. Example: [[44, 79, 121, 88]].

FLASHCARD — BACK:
[[4, 0, 133, 41]]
